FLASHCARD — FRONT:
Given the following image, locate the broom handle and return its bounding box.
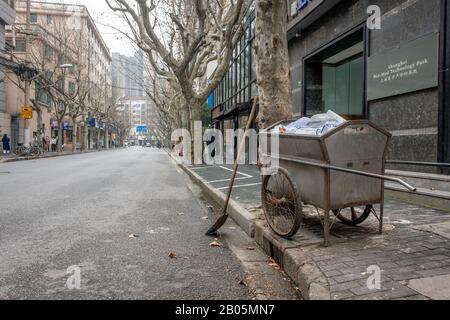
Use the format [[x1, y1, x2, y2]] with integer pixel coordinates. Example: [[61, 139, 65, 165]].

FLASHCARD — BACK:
[[221, 97, 259, 216]]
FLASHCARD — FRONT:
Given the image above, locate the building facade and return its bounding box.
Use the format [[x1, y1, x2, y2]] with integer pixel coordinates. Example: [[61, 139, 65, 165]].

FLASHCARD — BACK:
[[112, 51, 144, 102], [209, 0, 450, 172], [209, 6, 258, 140], [288, 0, 449, 171], [0, 0, 16, 142], [4, 0, 112, 151], [115, 96, 155, 145]]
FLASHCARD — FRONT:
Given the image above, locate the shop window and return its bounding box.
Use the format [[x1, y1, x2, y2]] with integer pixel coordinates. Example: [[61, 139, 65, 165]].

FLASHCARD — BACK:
[[304, 29, 365, 119]]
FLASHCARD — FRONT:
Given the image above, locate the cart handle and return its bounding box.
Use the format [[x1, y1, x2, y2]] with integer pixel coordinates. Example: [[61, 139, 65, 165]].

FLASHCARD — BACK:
[[386, 160, 450, 168], [267, 154, 417, 192]]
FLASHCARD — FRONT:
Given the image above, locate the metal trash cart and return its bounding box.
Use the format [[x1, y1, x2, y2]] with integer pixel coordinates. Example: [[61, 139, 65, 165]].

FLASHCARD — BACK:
[[259, 120, 416, 246]]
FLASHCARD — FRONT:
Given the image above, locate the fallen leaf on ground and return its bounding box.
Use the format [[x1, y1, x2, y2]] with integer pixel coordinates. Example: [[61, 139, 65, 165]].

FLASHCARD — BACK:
[[128, 234, 139, 239], [268, 259, 280, 270], [239, 279, 248, 287], [246, 247, 256, 251], [177, 212, 185, 215], [209, 239, 223, 248], [168, 251, 177, 259], [202, 216, 209, 220]]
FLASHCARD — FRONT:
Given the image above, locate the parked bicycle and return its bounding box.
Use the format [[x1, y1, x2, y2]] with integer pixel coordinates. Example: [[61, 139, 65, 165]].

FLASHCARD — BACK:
[[14, 143, 44, 157]]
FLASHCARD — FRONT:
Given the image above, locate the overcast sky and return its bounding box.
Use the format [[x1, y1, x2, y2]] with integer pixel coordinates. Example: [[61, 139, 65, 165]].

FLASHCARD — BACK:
[[68, 0, 137, 57]]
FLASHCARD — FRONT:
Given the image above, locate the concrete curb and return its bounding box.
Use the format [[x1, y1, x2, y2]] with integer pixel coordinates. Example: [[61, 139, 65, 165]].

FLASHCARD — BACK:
[[172, 157, 256, 238], [167, 151, 331, 300], [254, 221, 331, 300]]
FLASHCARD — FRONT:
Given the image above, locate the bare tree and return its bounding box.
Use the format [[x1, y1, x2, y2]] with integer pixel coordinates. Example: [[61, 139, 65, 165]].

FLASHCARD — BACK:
[[105, 0, 248, 136], [254, 0, 292, 128]]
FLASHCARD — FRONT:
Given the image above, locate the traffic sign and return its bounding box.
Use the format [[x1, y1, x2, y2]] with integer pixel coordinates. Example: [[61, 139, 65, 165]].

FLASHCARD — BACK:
[[136, 125, 148, 133], [20, 106, 33, 119]]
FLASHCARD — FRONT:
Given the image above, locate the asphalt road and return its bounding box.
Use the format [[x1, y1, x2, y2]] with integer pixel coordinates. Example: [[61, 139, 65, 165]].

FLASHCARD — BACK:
[[0, 148, 249, 300]]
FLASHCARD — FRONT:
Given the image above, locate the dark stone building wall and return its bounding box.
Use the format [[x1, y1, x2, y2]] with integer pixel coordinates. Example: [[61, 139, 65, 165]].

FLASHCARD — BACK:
[[0, 23, 6, 113], [288, 0, 442, 170]]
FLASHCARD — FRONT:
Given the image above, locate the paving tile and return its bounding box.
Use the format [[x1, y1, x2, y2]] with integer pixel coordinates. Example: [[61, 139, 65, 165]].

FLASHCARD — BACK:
[[351, 286, 419, 300], [333, 273, 368, 284], [330, 280, 361, 292], [331, 290, 355, 300]]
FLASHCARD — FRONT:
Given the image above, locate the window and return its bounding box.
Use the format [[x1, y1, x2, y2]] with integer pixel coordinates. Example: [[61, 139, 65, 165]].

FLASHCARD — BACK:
[[56, 77, 65, 92], [35, 83, 52, 106], [15, 40, 26, 52], [208, 9, 255, 111], [30, 13, 37, 23], [57, 54, 65, 66], [44, 45, 53, 60], [43, 70, 53, 81], [46, 15, 52, 24], [68, 82, 76, 95]]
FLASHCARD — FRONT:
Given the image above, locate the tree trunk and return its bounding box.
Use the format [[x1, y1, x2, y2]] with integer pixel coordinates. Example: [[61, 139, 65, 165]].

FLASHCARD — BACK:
[[105, 126, 109, 150], [81, 113, 86, 152], [190, 99, 203, 164], [72, 117, 77, 153], [254, 0, 293, 129], [36, 108, 43, 138], [57, 123, 63, 153], [97, 128, 101, 150]]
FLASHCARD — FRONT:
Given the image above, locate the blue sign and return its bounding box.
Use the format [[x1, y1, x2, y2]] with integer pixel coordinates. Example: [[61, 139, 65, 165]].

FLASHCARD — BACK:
[[297, 0, 312, 11], [88, 118, 96, 128], [207, 93, 214, 110], [136, 125, 148, 133]]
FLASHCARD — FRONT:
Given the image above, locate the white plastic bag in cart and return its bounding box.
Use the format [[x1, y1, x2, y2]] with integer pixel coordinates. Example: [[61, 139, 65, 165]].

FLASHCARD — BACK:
[[307, 110, 346, 129], [272, 110, 346, 136]]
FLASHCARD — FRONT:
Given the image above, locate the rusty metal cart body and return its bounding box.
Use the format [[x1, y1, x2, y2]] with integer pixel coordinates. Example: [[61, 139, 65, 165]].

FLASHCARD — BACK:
[[259, 120, 416, 246]]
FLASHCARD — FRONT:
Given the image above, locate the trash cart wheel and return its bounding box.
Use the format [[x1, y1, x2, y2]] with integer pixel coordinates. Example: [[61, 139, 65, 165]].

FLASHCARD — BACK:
[[262, 168, 302, 239], [332, 206, 373, 226]]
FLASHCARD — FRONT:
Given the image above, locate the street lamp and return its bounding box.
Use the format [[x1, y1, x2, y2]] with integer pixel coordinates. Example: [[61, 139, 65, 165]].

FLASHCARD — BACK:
[[30, 63, 73, 81]]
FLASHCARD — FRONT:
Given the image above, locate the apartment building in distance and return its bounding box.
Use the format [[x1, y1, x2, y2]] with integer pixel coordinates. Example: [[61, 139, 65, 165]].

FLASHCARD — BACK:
[[4, 0, 112, 150], [112, 50, 144, 103], [115, 95, 156, 145], [0, 0, 16, 141]]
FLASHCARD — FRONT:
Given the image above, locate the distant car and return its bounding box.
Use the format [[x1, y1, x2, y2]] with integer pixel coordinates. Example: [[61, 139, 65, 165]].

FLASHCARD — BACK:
[[143, 142, 151, 148]]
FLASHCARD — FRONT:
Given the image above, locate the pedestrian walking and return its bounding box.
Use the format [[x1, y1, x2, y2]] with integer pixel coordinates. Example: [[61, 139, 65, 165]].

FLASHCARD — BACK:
[[42, 135, 47, 153], [2, 134, 11, 155], [45, 136, 51, 152], [51, 137, 57, 152]]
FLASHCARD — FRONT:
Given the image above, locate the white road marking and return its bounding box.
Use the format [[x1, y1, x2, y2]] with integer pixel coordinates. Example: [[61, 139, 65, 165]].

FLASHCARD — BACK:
[[218, 166, 253, 178], [217, 182, 262, 191], [207, 177, 252, 184]]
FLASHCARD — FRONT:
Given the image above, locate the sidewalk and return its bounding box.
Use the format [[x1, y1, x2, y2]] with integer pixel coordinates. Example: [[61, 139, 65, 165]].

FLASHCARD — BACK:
[[0, 148, 116, 163], [176, 159, 450, 300]]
